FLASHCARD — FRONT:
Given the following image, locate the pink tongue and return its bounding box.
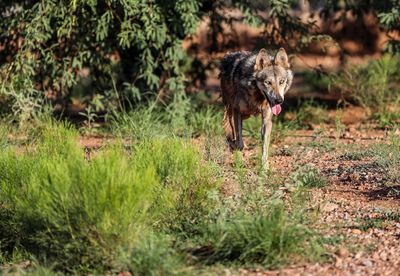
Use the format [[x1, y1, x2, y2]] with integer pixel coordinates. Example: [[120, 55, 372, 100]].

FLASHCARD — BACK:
[[271, 104, 282, 116]]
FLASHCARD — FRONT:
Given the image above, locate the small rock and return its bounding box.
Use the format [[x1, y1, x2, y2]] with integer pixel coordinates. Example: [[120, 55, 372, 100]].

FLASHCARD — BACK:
[[336, 247, 349, 258], [335, 257, 343, 267], [118, 272, 132, 276], [352, 229, 362, 235], [379, 252, 388, 261], [361, 259, 373, 267], [372, 252, 380, 260], [323, 202, 339, 212]]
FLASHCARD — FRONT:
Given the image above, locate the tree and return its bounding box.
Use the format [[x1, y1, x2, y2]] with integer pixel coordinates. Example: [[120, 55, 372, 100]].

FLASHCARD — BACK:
[[0, 0, 201, 122]]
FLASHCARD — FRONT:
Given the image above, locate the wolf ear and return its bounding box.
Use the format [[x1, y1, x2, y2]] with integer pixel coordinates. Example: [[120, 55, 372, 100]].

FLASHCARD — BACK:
[[274, 48, 290, 69], [255, 48, 272, 71]]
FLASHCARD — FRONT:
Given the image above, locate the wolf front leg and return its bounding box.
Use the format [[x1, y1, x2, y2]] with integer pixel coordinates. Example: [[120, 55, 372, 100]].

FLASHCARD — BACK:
[[261, 107, 273, 169]]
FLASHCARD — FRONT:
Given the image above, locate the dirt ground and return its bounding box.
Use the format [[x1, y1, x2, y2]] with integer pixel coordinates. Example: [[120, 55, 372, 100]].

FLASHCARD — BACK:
[[238, 130, 400, 276]]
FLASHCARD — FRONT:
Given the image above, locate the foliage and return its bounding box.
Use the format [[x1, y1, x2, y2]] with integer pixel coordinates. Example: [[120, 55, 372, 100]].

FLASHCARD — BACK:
[[199, 205, 317, 267], [0, 123, 219, 272], [203, 0, 318, 52], [330, 55, 400, 117], [0, 121, 329, 274], [190, 166, 325, 267], [292, 100, 331, 128], [320, 0, 400, 53], [117, 233, 186, 276], [0, 0, 201, 124]]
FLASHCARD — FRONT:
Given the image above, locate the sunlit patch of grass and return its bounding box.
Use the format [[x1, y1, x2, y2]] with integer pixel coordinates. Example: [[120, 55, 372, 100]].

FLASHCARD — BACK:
[[291, 165, 328, 188], [354, 211, 400, 232], [0, 123, 219, 273], [110, 97, 223, 140], [340, 147, 369, 161], [197, 205, 321, 267], [243, 116, 294, 144], [284, 100, 331, 129], [330, 55, 400, 122], [369, 134, 400, 185], [307, 139, 336, 152]]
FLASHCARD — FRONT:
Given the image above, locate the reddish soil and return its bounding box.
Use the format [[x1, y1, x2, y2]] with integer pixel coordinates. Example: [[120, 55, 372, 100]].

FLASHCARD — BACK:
[[224, 125, 399, 275]]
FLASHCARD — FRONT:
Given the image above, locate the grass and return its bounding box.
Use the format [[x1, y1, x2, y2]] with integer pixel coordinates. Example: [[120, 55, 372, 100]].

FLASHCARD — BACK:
[[330, 55, 400, 125], [243, 115, 295, 144], [0, 122, 219, 273], [340, 146, 369, 161], [0, 91, 344, 274], [282, 100, 331, 130], [199, 206, 318, 267], [307, 139, 336, 153], [0, 120, 328, 274], [291, 165, 328, 188], [117, 233, 187, 276], [369, 134, 400, 185], [109, 94, 222, 140], [355, 211, 400, 232]]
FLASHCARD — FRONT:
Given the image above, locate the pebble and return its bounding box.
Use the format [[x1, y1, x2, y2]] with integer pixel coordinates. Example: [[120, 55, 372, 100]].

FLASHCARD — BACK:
[[337, 247, 350, 258], [352, 229, 362, 235], [323, 202, 340, 212], [361, 259, 373, 267], [379, 252, 388, 261]]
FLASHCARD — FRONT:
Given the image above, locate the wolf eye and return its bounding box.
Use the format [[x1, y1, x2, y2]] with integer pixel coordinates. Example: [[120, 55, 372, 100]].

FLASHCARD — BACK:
[[279, 79, 285, 85], [265, 81, 272, 86]]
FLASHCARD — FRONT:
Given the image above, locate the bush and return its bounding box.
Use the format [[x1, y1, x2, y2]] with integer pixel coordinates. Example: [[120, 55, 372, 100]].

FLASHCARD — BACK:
[[0, 123, 218, 272], [199, 204, 317, 267], [330, 55, 400, 116], [117, 233, 186, 276], [0, 0, 201, 124]]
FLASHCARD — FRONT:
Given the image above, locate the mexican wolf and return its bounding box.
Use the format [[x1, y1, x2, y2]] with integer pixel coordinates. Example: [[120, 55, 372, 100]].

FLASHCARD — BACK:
[[219, 48, 293, 168]]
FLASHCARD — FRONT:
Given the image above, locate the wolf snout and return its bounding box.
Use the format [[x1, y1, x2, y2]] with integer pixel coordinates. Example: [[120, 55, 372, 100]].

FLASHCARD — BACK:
[[275, 96, 284, 104], [270, 94, 283, 105]]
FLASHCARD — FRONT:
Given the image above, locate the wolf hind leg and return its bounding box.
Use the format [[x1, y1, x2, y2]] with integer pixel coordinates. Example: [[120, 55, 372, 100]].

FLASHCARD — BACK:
[[233, 108, 244, 151], [223, 107, 236, 150]]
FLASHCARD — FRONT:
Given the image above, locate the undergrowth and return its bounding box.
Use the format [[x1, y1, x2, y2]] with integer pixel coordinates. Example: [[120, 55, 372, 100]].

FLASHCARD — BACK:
[[331, 55, 400, 127], [370, 134, 400, 186], [0, 122, 327, 274], [0, 122, 218, 273]]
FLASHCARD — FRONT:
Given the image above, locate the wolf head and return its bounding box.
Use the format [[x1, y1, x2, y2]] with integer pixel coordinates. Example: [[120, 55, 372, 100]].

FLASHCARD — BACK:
[[254, 48, 292, 115]]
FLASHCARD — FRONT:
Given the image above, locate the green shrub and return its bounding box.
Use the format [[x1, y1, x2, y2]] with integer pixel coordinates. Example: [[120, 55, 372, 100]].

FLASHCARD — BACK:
[[110, 105, 170, 140], [188, 106, 222, 137], [331, 55, 400, 116], [0, 124, 8, 149], [117, 233, 186, 276], [197, 202, 320, 268], [0, 123, 218, 272], [0, 0, 202, 124]]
